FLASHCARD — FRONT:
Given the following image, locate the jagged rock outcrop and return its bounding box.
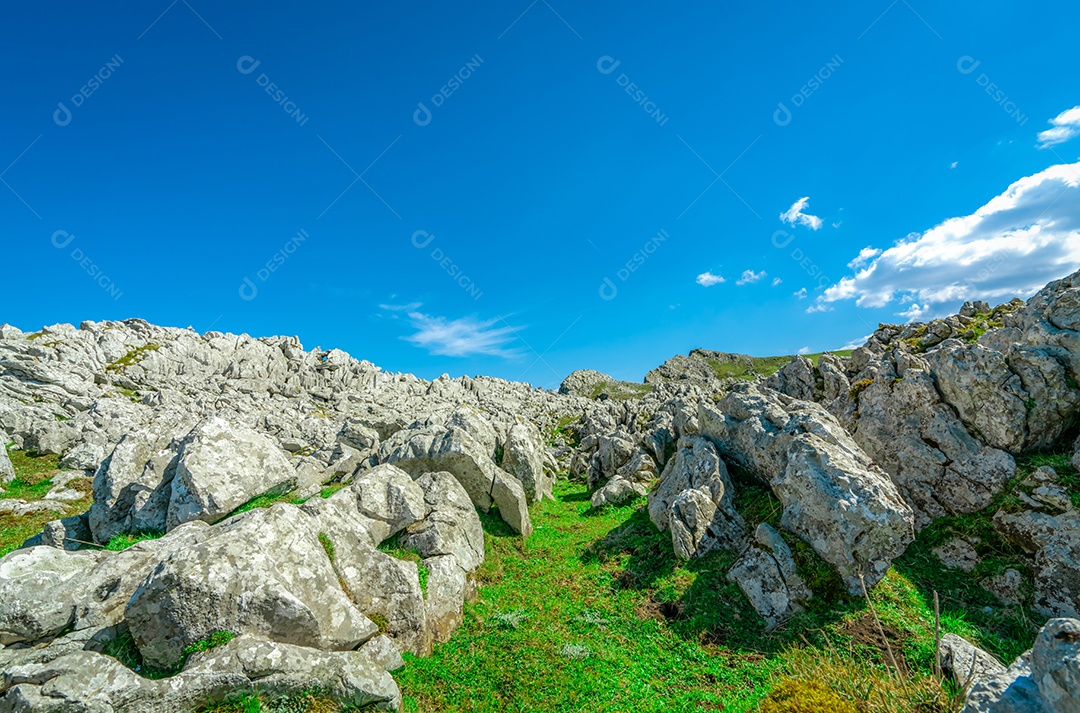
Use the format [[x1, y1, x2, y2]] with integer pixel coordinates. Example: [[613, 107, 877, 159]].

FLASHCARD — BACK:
[[728, 524, 812, 629], [699, 385, 914, 593], [962, 618, 1080, 713], [647, 435, 744, 558]]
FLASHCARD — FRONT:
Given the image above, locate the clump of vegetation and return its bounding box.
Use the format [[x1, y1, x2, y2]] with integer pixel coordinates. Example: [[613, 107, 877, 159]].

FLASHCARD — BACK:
[[490, 609, 531, 630], [105, 532, 164, 551], [761, 679, 859, 713], [557, 642, 591, 660], [546, 415, 582, 448], [588, 380, 653, 401], [849, 377, 874, 400], [318, 532, 336, 563], [705, 351, 854, 381], [105, 343, 160, 373], [183, 630, 236, 658], [379, 532, 430, 595], [225, 489, 305, 517], [319, 482, 348, 499], [368, 612, 391, 635]]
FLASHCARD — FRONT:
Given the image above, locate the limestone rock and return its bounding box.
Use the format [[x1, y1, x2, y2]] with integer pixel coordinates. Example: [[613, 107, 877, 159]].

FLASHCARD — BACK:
[[963, 618, 1080, 713], [728, 524, 812, 629], [502, 422, 550, 502], [166, 416, 298, 530], [125, 505, 376, 669]]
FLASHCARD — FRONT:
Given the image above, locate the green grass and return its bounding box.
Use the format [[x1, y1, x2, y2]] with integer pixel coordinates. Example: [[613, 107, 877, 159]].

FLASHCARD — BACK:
[[379, 532, 429, 595], [587, 380, 654, 401], [104, 531, 164, 551], [706, 351, 853, 381], [225, 490, 307, 517], [320, 482, 348, 499], [183, 630, 236, 657], [319, 532, 336, 563], [394, 480, 966, 713], [105, 343, 160, 373], [1, 448, 92, 557]]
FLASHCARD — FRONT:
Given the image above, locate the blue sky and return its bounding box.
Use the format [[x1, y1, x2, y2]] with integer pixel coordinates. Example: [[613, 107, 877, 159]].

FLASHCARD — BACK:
[[3, 2, 1079, 389]]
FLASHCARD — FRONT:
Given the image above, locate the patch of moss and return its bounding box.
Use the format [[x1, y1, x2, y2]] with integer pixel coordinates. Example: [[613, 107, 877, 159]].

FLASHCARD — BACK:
[[849, 378, 873, 400], [105, 343, 160, 373]]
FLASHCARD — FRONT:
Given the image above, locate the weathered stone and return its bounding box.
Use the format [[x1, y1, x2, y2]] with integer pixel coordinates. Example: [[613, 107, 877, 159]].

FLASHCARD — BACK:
[[934, 538, 982, 573], [503, 422, 550, 502], [728, 524, 811, 629], [125, 505, 376, 669], [166, 416, 298, 530]]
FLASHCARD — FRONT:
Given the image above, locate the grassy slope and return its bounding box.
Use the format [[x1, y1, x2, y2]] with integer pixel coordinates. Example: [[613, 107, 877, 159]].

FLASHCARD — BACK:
[[1, 447, 93, 556], [395, 475, 980, 713], [707, 351, 854, 381]]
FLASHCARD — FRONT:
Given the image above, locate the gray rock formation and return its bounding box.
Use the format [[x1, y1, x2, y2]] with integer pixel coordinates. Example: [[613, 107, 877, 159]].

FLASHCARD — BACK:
[[728, 524, 812, 629], [962, 618, 1080, 713]]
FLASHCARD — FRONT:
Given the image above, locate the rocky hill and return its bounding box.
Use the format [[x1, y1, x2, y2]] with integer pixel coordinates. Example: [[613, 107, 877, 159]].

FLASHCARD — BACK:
[[2, 271, 1080, 711]]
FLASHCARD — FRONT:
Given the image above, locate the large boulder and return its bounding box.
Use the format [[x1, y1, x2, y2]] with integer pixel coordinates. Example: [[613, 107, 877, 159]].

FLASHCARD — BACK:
[[401, 471, 485, 573], [728, 524, 812, 629], [166, 416, 299, 530], [0, 547, 103, 645], [0, 444, 14, 485], [0, 636, 400, 712], [381, 425, 533, 536], [647, 435, 744, 558], [125, 505, 377, 669], [88, 428, 181, 543], [962, 618, 1080, 713], [939, 633, 1006, 692], [994, 508, 1080, 619], [699, 386, 914, 593], [502, 422, 550, 502]]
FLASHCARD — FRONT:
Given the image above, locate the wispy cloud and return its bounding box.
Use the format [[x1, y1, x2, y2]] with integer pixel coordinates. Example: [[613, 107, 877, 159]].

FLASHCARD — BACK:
[[793, 287, 808, 299], [847, 247, 881, 270], [736, 269, 767, 286], [1037, 106, 1080, 149], [816, 162, 1080, 312], [402, 312, 522, 357], [797, 346, 811, 355], [840, 334, 871, 350], [771, 277, 782, 286], [379, 301, 422, 312], [780, 196, 823, 230], [696, 271, 725, 287]]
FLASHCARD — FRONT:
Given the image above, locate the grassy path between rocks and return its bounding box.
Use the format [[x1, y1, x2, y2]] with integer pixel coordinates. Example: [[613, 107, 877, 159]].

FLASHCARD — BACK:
[[395, 476, 999, 713]]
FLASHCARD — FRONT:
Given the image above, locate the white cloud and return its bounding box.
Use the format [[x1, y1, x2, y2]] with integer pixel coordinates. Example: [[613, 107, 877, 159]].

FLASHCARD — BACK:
[[847, 247, 881, 270], [780, 196, 823, 230], [403, 312, 521, 357], [817, 162, 1080, 312], [840, 334, 871, 350], [1037, 106, 1080, 149], [897, 303, 929, 322], [797, 346, 811, 355], [696, 271, 725, 287], [379, 301, 422, 312], [805, 304, 831, 314], [950, 162, 958, 169], [771, 277, 782, 286], [736, 269, 767, 286], [793, 287, 808, 300]]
